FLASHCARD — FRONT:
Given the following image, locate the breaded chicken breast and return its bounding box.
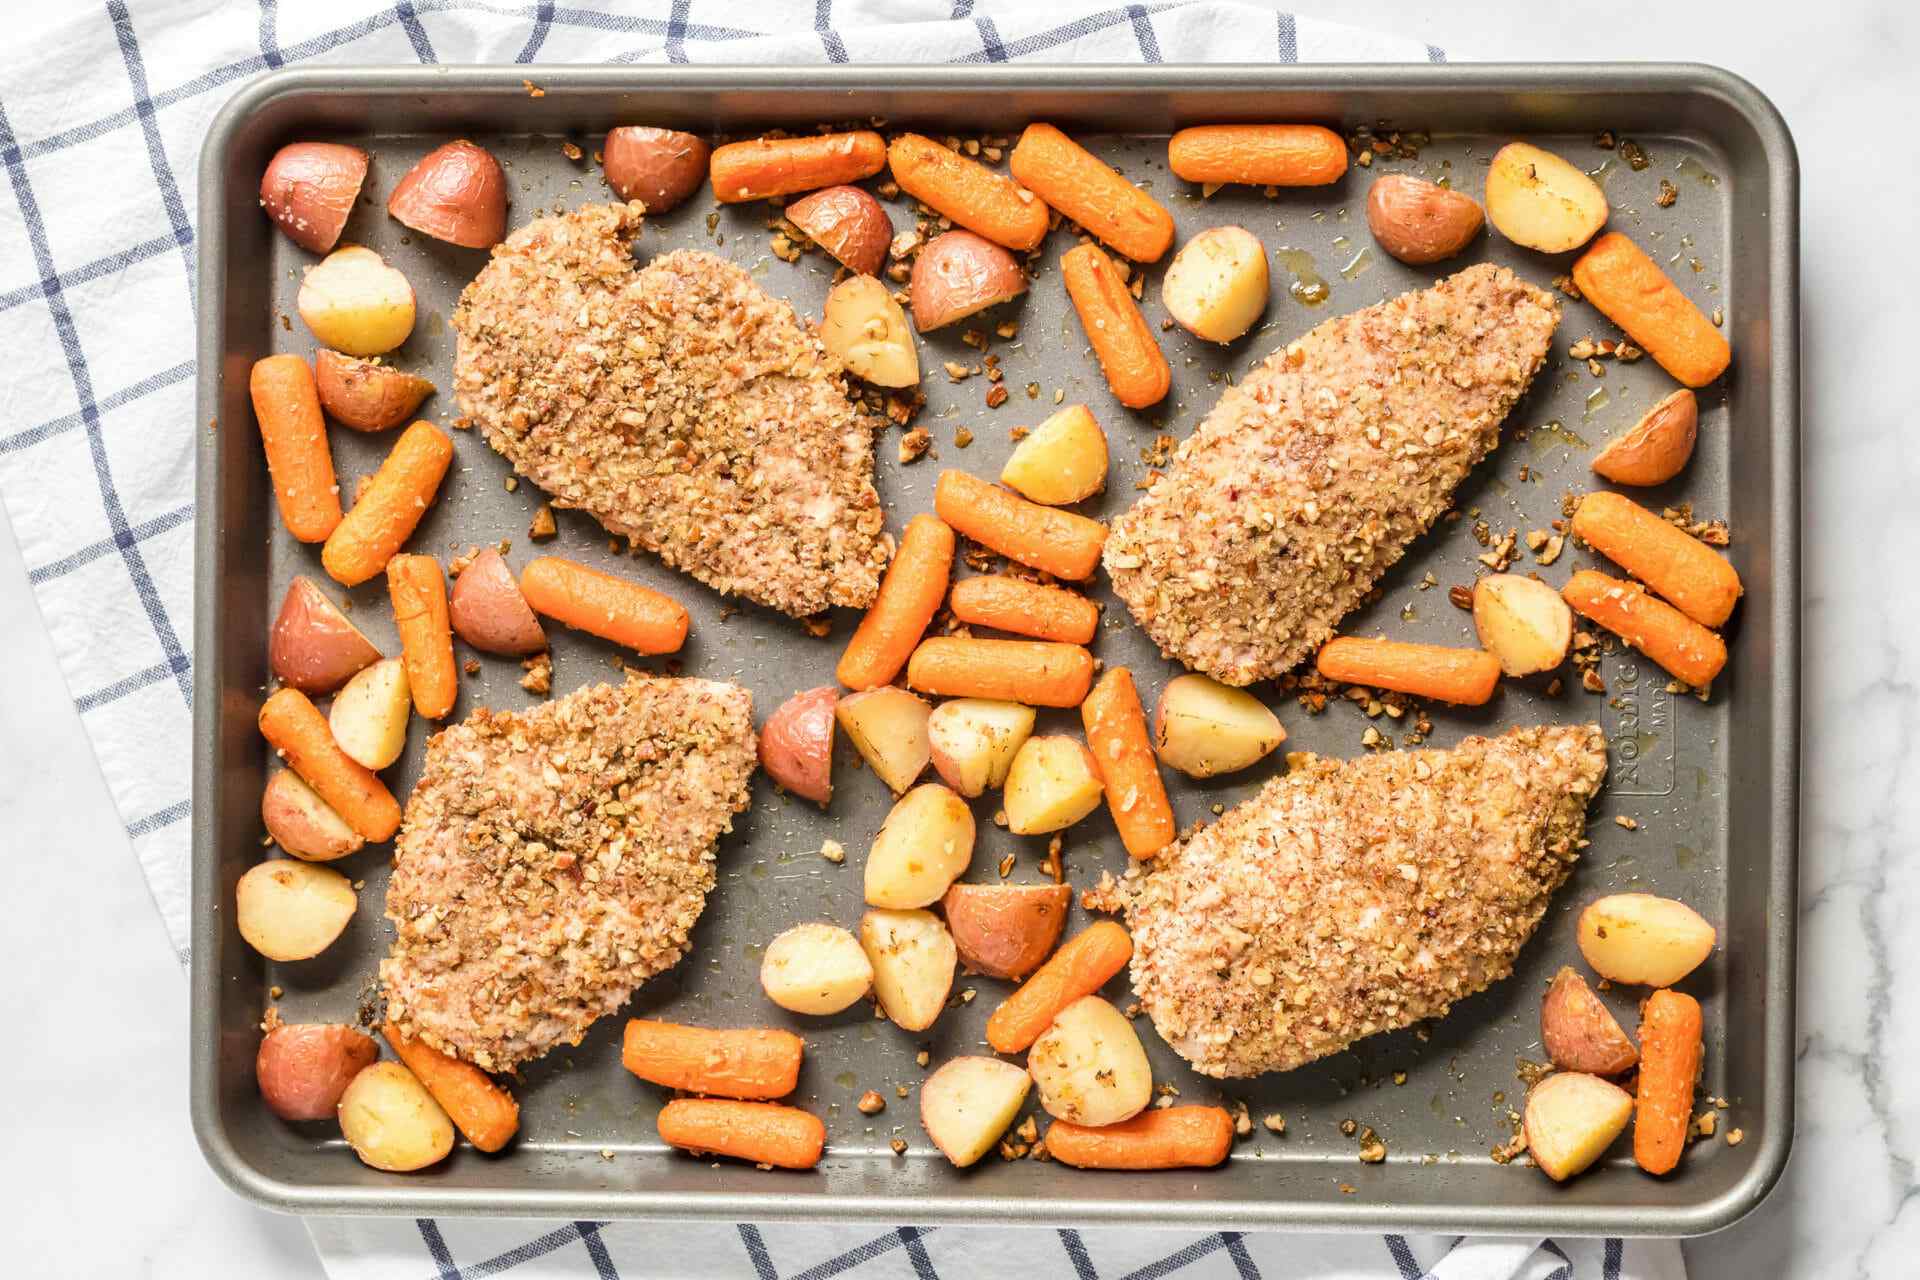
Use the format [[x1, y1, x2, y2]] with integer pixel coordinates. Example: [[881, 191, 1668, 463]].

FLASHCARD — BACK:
[[1121, 724, 1606, 1078], [452, 202, 888, 617], [381, 676, 755, 1072], [1105, 264, 1559, 685]]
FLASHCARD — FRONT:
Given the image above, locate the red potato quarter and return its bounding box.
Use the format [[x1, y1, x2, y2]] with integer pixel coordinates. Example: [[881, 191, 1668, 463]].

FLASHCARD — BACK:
[[603, 127, 711, 213], [260, 142, 368, 254], [760, 686, 839, 806], [786, 185, 892, 276], [314, 349, 434, 432], [449, 547, 546, 656], [256, 1023, 378, 1122], [387, 140, 508, 248], [909, 230, 1028, 331], [269, 575, 381, 694]]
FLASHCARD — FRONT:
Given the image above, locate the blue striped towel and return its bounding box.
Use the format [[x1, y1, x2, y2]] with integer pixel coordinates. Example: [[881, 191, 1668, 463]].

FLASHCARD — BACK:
[[0, 1, 1683, 1276]]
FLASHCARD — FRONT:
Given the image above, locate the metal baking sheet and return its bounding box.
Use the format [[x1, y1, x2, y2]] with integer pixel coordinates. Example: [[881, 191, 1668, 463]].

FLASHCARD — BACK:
[[191, 65, 1798, 1234]]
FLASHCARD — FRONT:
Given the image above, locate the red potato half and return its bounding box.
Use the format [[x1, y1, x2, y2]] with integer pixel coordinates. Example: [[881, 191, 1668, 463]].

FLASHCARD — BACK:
[[760, 686, 838, 806], [786, 185, 892, 276], [910, 230, 1028, 331], [269, 575, 381, 694], [314, 349, 434, 432], [942, 882, 1071, 979], [260, 143, 368, 254], [256, 1023, 378, 1122], [297, 246, 416, 357], [603, 127, 710, 214], [449, 547, 546, 656], [261, 769, 365, 862], [387, 140, 508, 248]]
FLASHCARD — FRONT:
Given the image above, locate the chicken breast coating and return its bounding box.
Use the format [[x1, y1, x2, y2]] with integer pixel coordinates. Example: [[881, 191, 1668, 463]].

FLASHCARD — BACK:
[[381, 676, 754, 1072], [452, 201, 887, 617], [1123, 724, 1607, 1078], [1105, 263, 1559, 685]]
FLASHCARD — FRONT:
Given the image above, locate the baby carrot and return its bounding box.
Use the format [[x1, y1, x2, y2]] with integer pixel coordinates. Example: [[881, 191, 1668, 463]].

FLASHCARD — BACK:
[[621, 1019, 805, 1101], [949, 574, 1099, 645], [934, 469, 1107, 581], [1046, 1106, 1234, 1170], [888, 133, 1050, 251], [1572, 491, 1742, 628], [257, 687, 401, 842], [1573, 232, 1730, 388], [1010, 123, 1175, 263], [320, 420, 453, 587], [657, 1098, 825, 1171], [710, 131, 885, 203], [520, 557, 689, 655], [1562, 570, 1728, 688], [386, 554, 457, 720], [1633, 989, 1703, 1176], [1314, 637, 1501, 706], [1059, 242, 1171, 409], [383, 1023, 519, 1153], [906, 637, 1093, 709], [986, 920, 1133, 1054], [836, 514, 955, 691], [1167, 124, 1349, 187], [1080, 667, 1176, 859], [249, 354, 342, 543]]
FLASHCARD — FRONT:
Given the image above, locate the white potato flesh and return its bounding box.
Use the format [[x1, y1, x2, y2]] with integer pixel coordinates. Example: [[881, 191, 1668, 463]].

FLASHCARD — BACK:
[[927, 698, 1036, 797], [1152, 674, 1286, 778], [1484, 142, 1608, 254], [821, 275, 920, 387], [1161, 225, 1270, 343], [919, 1056, 1032, 1167], [836, 686, 933, 795], [1576, 893, 1716, 987], [1522, 1070, 1633, 1182], [859, 908, 957, 1032], [999, 405, 1109, 506], [235, 859, 357, 962], [328, 656, 412, 770], [1473, 574, 1573, 677], [1027, 996, 1152, 1127], [865, 783, 976, 909], [760, 922, 874, 1015], [296, 245, 417, 357], [1002, 735, 1103, 835], [337, 1061, 455, 1172]]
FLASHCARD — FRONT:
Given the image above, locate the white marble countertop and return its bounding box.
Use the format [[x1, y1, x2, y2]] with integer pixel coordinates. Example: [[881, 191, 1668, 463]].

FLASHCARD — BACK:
[[0, 2, 1911, 1275]]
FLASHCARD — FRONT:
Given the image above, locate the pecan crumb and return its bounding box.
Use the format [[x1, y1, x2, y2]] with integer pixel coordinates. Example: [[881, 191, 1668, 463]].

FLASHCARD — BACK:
[[529, 505, 558, 540], [518, 652, 552, 695], [858, 1090, 885, 1115]]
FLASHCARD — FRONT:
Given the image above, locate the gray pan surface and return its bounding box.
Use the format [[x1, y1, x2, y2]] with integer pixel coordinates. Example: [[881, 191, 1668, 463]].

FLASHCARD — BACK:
[[191, 65, 1798, 1234]]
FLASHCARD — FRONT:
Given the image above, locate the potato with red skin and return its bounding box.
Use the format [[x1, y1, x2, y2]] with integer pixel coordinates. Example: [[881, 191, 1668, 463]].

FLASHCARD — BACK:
[[260, 143, 368, 254], [760, 686, 838, 806], [910, 230, 1028, 331], [942, 882, 1071, 979], [270, 575, 381, 694], [603, 127, 710, 213], [1591, 389, 1698, 486], [449, 547, 546, 656], [1541, 966, 1639, 1076], [786, 185, 892, 276], [262, 769, 365, 862], [256, 1023, 378, 1122], [387, 140, 508, 248], [1365, 174, 1485, 265], [314, 349, 433, 432]]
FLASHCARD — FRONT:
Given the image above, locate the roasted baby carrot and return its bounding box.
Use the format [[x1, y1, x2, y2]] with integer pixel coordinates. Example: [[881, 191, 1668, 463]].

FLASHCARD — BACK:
[[948, 574, 1099, 645], [520, 557, 689, 655], [1314, 637, 1501, 706], [249, 354, 342, 543], [710, 131, 886, 203], [1009, 122, 1175, 263], [320, 420, 453, 587], [386, 554, 457, 720], [622, 1019, 805, 1101], [934, 469, 1107, 581], [1080, 667, 1176, 859], [1562, 570, 1728, 688], [985, 920, 1133, 1053], [657, 1098, 825, 1170], [1572, 232, 1731, 388], [1633, 989, 1703, 1176], [906, 637, 1093, 708], [836, 514, 955, 690], [888, 133, 1050, 251], [257, 687, 401, 842], [1167, 124, 1349, 187], [383, 1023, 519, 1153], [1059, 242, 1171, 409], [1572, 491, 1742, 628], [1046, 1106, 1235, 1170]]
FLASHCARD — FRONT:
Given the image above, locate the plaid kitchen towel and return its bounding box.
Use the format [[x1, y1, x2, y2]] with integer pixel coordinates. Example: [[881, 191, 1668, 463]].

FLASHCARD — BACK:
[[0, 2, 1684, 1277]]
